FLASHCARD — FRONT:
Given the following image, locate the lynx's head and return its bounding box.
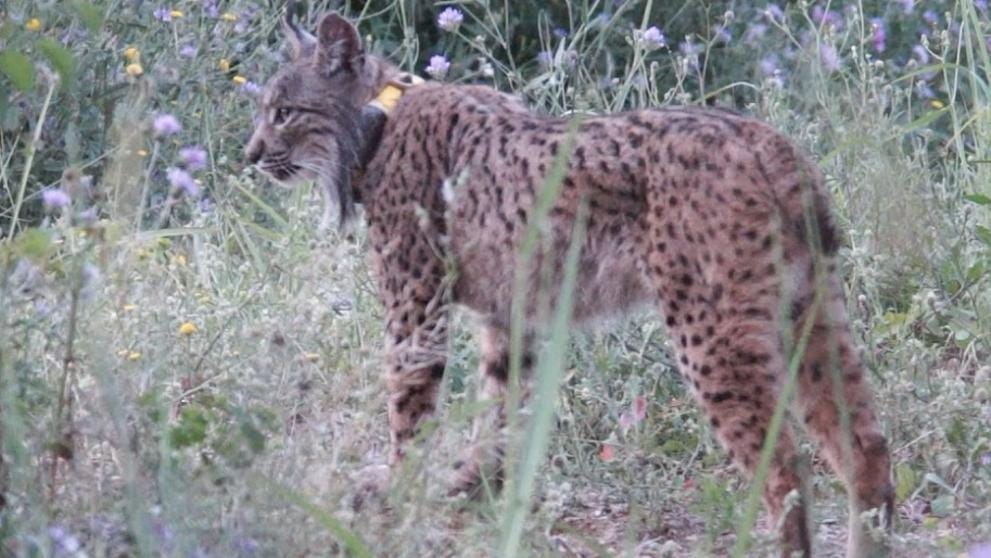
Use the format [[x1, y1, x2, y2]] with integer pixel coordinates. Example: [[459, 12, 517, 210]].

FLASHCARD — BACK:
[[244, 9, 391, 225]]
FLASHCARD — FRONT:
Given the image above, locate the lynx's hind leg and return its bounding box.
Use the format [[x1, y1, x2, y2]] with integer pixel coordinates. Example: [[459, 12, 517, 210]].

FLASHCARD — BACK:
[[791, 269, 893, 558], [645, 237, 812, 555]]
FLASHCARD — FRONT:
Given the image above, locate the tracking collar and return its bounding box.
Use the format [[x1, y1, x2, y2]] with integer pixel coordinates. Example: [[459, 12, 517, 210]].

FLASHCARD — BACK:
[[367, 72, 425, 114]]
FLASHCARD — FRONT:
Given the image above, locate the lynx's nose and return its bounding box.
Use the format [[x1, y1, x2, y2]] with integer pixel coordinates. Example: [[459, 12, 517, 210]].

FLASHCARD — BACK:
[[244, 133, 266, 165]]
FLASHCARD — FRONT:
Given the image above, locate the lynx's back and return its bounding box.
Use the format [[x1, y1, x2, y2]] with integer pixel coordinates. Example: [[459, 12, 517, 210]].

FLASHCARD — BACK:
[[362, 85, 835, 330]]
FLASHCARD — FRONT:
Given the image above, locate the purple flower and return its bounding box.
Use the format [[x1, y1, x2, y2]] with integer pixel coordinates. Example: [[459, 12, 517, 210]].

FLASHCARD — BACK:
[[711, 25, 731, 45], [425, 55, 450, 79], [48, 525, 81, 554], [912, 44, 931, 65], [744, 23, 768, 44], [640, 26, 667, 50], [820, 43, 840, 73], [167, 167, 200, 197], [153, 114, 182, 137], [153, 7, 172, 22], [870, 18, 887, 53], [437, 7, 463, 32], [898, 0, 915, 14], [923, 10, 939, 25], [812, 6, 840, 28], [240, 80, 262, 96], [759, 54, 779, 75], [197, 197, 216, 214], [179, 44, 198, 58], [679, 39, 701, 57], [980, 453, 991, 466], [969, 542, 991, 558], [203, 0, 220, 18], [42, 189, 71, 210], [536, 50, 553, 70], [179, 146, 208, 170], [976, 1, 988, 13], [764, 4, 785, 23], [915, 81, 935, 99]]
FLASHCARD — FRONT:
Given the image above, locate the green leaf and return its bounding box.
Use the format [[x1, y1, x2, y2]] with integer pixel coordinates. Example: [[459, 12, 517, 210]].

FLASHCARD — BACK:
[[966, 261, 986, 283], [964, 193, 991, 205], [37, 39, 75, 88], [169, 407, 209, 448], [930, 494, 955, 517], [894, 463, 917, 502], [73, 1, 104, 33], [239, 420, 266, 454], [976, 225, 991, 247], [15, 228, 54, 261], [946, 416, 967, 448], [0, 50, 36, 92]]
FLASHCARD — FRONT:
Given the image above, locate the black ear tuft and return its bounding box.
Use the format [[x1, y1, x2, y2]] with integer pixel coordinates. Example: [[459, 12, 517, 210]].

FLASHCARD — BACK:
[[315, 13, 363, 73], [283, 0, 317, 60]]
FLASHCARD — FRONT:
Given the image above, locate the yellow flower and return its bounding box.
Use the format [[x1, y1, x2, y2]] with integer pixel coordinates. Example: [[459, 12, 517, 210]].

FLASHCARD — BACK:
[[172, 254, 187, 267], [178, 322, 198, 336], [127, 351, 142, 361], [25, 18, 42, 32], [218, 58, 231, 72], [221, 12, 238, 22], [136, 149, 149, 157], [303, 352, 320, 362], [126, 63, 144, 77], [170, 9, 184, 18], [123, 304, 137, 311], [123, 47, 140, 62], [930, 99, 945, 109], [232, 75, 247, 86]]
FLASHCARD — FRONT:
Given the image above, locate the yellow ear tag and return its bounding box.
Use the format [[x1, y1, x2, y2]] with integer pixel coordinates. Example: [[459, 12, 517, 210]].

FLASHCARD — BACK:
[[369, 84, 405, 113], [367, 73, 426, 114]]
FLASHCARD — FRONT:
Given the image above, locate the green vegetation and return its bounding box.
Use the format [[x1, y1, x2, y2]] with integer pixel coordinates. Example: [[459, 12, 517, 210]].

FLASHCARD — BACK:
[[1, 0, 989, 556]]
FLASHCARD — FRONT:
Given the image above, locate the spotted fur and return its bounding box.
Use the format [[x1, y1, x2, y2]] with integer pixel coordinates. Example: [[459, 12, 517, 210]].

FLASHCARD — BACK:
[[246, 11, 894, 558]]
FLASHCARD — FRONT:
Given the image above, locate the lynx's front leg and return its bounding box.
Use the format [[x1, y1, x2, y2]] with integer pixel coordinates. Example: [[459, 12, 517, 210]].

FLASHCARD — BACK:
[[450, 326, 534, 496], [382, 290, 449, 466], [372, 226, 451, 467]]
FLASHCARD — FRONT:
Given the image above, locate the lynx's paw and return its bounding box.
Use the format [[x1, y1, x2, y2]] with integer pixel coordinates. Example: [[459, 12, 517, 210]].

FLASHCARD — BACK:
[[348, 464, 391, 511], [448, 445, 504, 498]]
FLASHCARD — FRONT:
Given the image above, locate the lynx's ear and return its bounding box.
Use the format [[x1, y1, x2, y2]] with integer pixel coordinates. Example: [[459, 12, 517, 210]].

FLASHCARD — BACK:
[[283, 1, 316, 60], [315, 12, 363, 74]]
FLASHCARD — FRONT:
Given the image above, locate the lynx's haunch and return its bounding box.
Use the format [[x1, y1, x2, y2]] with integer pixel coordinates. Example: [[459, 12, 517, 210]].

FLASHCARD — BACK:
[[245, 10, 894, 558]]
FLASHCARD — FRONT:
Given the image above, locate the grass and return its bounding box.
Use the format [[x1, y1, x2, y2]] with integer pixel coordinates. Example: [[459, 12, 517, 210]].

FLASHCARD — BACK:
[[1, 0, 991, 556]]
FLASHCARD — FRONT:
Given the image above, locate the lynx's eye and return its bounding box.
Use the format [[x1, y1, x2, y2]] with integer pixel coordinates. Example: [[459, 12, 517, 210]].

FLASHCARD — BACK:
[[272, 107, 293, 125]]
